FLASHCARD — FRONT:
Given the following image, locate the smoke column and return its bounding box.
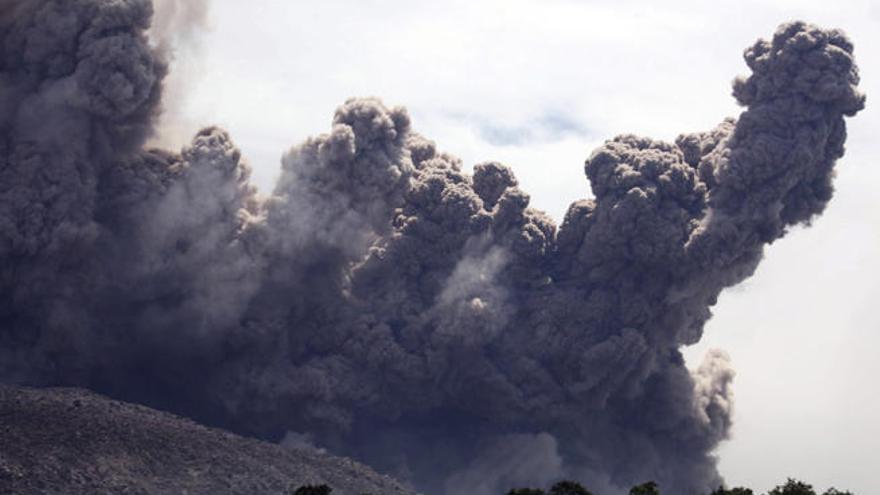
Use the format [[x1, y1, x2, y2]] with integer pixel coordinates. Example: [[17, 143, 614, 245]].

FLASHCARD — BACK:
[[0, 2, 865, 494]]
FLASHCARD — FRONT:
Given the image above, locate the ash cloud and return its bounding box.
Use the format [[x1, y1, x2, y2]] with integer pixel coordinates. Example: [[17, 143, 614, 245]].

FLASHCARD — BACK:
[[0, 2, 865, 494]]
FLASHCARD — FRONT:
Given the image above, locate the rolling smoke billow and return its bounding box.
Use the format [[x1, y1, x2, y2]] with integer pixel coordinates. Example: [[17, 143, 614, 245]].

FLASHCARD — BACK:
[[0, 1, 865, 494]]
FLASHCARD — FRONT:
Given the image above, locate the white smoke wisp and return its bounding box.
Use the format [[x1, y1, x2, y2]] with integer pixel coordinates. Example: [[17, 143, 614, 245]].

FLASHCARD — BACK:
[[148, 0, 213, 149]]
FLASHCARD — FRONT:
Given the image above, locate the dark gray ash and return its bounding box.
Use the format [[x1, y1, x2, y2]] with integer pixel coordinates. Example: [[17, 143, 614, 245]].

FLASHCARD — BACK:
[[0, 2, 864, 494]]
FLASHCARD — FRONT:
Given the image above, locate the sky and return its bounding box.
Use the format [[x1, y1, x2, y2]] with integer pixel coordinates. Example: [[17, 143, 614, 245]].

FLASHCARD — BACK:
[[154, 1, 880, 493]]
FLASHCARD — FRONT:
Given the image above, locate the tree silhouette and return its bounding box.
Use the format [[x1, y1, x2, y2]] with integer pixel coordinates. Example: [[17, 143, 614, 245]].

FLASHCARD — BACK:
[[292, 484, 332, 495], [768, 478, 816, 495], [504, 477, 855, 495], [549, 480, 593, 495], [629, 481, 660, 495], [710, 486, 754, 495]]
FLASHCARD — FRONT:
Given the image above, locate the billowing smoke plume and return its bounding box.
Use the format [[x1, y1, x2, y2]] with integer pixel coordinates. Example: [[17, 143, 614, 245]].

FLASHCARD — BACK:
[[0, 2, 865, 494]]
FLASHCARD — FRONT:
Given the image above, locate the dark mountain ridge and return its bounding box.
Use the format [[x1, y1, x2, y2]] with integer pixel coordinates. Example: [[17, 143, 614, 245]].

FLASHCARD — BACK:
[[0, 384, 415, 495]]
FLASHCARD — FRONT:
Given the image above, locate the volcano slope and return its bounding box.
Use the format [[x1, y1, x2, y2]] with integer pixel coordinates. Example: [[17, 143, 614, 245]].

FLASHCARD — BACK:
[[0, 384, 415, 495]]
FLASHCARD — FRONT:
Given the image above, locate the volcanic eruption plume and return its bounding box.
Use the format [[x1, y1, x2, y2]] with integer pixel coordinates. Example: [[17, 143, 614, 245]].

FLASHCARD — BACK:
[[0, 1, 865, 494]]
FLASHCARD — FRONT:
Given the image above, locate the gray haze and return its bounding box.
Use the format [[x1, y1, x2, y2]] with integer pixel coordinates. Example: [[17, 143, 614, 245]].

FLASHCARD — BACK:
[[148, 0, 212, 148], [0, 1, 865, 494]]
